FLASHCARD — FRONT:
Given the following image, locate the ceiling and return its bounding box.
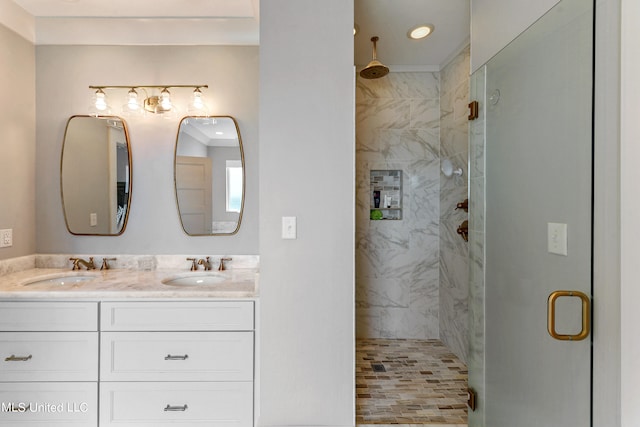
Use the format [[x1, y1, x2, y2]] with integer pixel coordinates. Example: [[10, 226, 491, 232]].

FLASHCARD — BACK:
[[10, 0, 469, 69], [354, 0, 469, 70]]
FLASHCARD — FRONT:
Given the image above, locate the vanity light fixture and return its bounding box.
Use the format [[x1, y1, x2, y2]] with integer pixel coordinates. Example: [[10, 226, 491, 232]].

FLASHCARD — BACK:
[[408, 24, 434, 40], [88, 85, 209, 117]]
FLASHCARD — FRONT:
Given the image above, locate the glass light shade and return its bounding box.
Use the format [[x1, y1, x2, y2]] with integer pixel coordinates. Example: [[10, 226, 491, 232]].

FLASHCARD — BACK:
[[121, 88, 143, 116], [89, 89, 111, 116], [187, 88, 209, 115], [159, 88, 173, 112]]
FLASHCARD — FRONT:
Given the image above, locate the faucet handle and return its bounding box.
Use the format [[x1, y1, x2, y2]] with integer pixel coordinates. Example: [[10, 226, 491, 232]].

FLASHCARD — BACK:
[[101, 257, 117, 270], [218, 257, 232, 271], [186, 258, 198, 271], [69, 257, 81, 271]]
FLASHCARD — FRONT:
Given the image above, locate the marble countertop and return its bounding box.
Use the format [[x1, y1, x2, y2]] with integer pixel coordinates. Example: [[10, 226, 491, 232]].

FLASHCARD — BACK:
[[0, 267, 259, 300]]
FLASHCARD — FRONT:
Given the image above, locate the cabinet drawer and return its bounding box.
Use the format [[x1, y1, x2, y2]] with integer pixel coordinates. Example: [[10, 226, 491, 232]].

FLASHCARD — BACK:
[[100, 381, 252, 427], [100, 301, 254, 331], [0, 332, 98, 381], [0, 382, 97, 426], [100, 331, 253, 381], [0, 302, 98, 331]]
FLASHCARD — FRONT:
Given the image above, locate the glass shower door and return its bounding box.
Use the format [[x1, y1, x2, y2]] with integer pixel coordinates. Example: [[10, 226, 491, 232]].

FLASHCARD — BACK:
[[474, 0, 594, 425]]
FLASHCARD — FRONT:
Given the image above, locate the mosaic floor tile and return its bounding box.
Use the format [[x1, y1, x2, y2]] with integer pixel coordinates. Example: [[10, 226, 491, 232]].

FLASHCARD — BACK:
[[356, 339, 468, 425]]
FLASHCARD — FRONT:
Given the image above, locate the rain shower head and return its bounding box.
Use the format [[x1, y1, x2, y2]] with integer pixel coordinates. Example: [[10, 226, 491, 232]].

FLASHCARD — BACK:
[[360, 36, 389, 79]]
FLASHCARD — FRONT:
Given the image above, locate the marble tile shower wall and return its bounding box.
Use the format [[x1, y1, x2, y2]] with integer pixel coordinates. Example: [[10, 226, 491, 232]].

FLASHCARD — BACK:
[[356, 72, 441, 339], [439, 46, 471, 363]]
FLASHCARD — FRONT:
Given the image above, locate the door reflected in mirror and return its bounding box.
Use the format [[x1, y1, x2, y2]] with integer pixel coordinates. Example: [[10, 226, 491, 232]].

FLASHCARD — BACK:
[[61, 116, 132, 235], [174, 116, 245, 235]]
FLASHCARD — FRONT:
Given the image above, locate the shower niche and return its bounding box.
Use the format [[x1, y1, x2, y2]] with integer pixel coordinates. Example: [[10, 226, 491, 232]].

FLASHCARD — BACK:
[[370, 170, 402, 220]]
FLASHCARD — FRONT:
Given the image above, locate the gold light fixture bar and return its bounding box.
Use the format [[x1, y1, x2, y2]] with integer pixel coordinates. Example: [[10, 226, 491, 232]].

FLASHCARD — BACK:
[[89, 85, 208, 89]]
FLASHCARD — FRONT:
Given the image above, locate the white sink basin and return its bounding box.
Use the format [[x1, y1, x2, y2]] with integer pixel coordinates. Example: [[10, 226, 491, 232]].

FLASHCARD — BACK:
[[162, 273, 227, 287], [23, 274, 97, 287]]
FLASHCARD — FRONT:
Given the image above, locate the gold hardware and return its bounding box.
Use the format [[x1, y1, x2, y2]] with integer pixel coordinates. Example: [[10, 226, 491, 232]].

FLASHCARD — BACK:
[[547, 290, 591, 341], [467, 387, 477, 411], [69, 257, 96, 270], [455, 199, 468, 212], [186, 258, 198, 271], [218, 257, 232, 271], [5, 354, 32, 362], [468, 100, 479, 120], [198, 257, 212, 271], [457, 220, 469, 242], [101, 257, 116, 270], [89, 85, 208, 90]]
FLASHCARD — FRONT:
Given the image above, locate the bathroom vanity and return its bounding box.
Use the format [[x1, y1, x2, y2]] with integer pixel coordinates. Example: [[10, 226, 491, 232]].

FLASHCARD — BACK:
[[0, 262, 258, 427]]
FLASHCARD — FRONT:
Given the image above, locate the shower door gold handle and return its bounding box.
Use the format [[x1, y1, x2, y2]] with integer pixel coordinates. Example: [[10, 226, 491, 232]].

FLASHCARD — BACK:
[[547, 290, 590, 341]]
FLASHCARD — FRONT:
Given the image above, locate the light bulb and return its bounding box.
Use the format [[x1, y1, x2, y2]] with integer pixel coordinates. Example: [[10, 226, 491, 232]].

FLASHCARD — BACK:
[[159, 88, 172, 111], [121, 88, 143, 116], [127, 89, 139, 110], [407, 24, 434, 40], [187, 87, 209, 115], [89, 88, 111, 116]]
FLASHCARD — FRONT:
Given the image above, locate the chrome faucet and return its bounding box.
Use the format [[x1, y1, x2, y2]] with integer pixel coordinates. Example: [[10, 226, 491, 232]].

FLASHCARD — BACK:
[[218, 257, 232, 271], [69, 257, 96, 271], [198, 257, 212, 271]]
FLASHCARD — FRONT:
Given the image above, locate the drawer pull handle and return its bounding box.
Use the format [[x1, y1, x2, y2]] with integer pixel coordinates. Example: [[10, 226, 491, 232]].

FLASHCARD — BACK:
[[164, 404, 188, 412], [164, 354, 189, 361], [5, 354, 32, 362]]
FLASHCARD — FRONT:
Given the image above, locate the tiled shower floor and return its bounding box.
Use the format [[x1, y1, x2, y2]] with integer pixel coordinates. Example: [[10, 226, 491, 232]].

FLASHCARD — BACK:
[[356, 339, 468, 426]]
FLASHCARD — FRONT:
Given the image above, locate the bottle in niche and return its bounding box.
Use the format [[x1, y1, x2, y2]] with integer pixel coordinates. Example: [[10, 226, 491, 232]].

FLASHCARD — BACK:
[[373, 191, 380, 208]]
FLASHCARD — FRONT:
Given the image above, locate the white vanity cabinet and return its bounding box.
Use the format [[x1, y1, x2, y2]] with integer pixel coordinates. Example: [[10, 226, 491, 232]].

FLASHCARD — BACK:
[[0, 301, 99, 426], [99, 301, 255, 427]]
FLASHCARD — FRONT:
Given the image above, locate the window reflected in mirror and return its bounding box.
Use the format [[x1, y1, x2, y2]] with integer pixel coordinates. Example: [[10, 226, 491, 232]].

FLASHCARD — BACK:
[[174, 116, 245, 235], [61, 115, 132, 236]]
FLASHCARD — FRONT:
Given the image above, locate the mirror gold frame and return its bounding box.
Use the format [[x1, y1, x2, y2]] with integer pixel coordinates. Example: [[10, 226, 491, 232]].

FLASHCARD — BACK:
[[174, 116, 245, 236], [60, 115, 133, 236]]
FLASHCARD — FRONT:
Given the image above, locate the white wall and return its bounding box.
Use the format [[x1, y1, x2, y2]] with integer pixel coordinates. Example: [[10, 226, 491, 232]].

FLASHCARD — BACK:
[[35, 45, 259, 255], [0, 0, 34, 43], [620, 0, 640, 425], [471, 0, 560, 71], [259, 0, 355, 425], [0, 23, 35, 260]]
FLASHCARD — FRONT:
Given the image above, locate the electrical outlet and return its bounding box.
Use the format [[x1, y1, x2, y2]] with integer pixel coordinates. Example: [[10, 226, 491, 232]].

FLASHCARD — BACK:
[[90, 213, 98, 227], [0, 229, 13, 248]]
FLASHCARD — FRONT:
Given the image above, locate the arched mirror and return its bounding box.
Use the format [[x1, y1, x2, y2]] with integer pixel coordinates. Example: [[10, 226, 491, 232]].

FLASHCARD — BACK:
[[61, 115, 132, 235], [174, 116, 245, 235]]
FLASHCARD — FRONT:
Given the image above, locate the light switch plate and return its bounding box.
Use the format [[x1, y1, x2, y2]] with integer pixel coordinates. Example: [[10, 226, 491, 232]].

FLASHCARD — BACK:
[[90, 213, 98, 227], [0, 229, 12, 248], [282, 216, 297, 239], [547, 222, 568, 256]]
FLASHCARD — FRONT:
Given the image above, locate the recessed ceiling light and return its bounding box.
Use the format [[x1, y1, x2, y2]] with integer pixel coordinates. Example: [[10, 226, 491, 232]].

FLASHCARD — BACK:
[[408, 24, 434, 40], [353, 24, 359, 36]]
